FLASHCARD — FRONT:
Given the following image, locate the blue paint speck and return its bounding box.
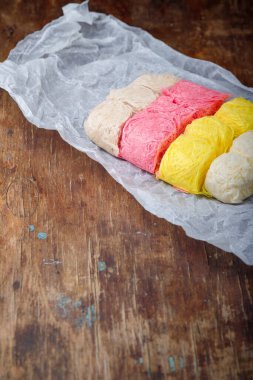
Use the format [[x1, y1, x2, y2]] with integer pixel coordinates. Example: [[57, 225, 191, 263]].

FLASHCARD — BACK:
[[37, 232, 47, 240], [73, 300, 82, 309], [179, 356, 185, 369], [168, 356, 176, 372], [56, 295, 71, 318], [74, 316, 85, 329], [28, 224, 35, 232], [55, 295, 96, 329], [58, 296, 71, 307], [85, 304, 96, 327], [98, 261, 107, 272]]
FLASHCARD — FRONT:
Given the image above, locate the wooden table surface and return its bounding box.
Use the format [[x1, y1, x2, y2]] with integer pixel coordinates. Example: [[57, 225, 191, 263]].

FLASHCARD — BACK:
[[0, 1, 253, 379]]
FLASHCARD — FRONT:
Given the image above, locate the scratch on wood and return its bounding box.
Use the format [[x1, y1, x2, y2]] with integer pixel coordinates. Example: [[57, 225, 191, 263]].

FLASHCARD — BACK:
[[42, 258, 62, 265]]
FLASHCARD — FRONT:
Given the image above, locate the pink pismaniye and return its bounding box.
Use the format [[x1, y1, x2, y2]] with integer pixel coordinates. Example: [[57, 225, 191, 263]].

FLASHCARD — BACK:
[[118, 80, 229, 173]]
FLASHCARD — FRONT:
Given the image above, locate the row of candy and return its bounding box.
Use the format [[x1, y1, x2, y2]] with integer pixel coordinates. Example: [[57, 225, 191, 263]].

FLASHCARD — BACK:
[[84, 74, 253, 203], [158, 98, 253, 203], [84, 74, 180, 156]]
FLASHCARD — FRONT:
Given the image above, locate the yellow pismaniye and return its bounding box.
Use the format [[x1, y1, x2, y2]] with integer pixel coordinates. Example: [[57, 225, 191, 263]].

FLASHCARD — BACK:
[[158, 97, 253, 197], [158, 116, 234, 195], [215, 97, 253, 137]]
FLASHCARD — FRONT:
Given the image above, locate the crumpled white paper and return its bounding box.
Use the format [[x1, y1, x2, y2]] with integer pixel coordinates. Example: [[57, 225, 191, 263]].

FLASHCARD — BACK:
[[0, 1, 252, 264]]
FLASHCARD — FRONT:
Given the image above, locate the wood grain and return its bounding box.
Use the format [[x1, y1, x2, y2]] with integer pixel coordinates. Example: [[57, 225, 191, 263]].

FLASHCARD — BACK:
[[0, 1, 253, 379]]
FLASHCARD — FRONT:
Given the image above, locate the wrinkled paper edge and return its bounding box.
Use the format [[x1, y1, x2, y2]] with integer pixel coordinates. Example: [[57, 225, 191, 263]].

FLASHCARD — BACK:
[[0, 0, 253, 265]]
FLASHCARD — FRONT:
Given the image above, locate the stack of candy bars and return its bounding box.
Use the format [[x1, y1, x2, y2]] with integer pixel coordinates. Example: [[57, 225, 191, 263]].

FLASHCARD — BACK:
[[84, 74, 253, 204]]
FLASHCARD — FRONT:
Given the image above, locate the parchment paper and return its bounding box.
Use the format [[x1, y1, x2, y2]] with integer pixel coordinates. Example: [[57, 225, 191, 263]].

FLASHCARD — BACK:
[[0, 1, 252, 264]]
